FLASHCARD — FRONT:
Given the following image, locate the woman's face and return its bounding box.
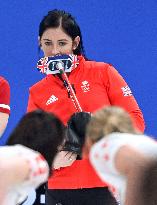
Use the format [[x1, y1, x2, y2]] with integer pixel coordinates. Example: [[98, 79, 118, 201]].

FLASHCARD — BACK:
[[39, 27, 80, 57]]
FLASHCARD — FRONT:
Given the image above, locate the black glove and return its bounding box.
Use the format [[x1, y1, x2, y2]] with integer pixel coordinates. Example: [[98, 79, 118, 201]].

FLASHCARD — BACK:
[[62, 112, 91, 159]]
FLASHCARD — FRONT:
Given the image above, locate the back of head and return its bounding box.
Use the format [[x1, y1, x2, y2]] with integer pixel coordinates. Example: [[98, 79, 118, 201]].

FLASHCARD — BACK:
[[39, 9, 85, 56], [6, 110, 65, 168], [63, 112, 91, 158], [86, 106, 137, 143]]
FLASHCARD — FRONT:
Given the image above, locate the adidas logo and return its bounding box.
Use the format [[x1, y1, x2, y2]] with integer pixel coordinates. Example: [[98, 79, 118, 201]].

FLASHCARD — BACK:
[[46, 95, 58, 105]]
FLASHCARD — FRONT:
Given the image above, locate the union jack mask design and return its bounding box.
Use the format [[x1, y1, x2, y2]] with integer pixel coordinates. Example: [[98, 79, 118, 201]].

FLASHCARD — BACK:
[[37, 54, 79, 75]]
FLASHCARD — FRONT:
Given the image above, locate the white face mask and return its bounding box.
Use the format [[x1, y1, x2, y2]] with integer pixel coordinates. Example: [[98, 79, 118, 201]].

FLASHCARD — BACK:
[[37, 54, 79, 75]]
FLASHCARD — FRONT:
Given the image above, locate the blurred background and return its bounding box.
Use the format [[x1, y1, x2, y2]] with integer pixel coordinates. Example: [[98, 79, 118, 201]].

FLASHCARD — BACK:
[[0, 0, 157, 145]]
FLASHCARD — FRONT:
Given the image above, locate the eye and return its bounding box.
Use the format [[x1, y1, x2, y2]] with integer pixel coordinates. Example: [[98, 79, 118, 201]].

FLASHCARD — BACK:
[[59, 42, 67, 46], [44, 42, 52, 46]]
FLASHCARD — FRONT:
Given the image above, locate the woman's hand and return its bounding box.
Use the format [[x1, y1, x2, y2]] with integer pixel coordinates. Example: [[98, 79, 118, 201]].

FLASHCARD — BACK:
[[52, 151, 77, 170]]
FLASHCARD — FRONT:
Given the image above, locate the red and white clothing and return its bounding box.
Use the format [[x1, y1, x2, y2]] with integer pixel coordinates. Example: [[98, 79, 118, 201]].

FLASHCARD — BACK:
[[27, 55, 145, 190], [89, 133, 157, 204], [0, 76, 10, 114], [0, 145, 49, 205]]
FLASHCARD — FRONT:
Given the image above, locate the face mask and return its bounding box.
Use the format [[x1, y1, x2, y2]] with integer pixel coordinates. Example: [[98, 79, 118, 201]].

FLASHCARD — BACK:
[[37, 54, 79, 75]]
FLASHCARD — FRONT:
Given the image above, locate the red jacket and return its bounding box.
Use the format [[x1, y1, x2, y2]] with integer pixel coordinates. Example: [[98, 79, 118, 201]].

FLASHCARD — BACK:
[[0, 76, 10, 114], [27, 56, 145, 189], [48, 159, 106, 189]]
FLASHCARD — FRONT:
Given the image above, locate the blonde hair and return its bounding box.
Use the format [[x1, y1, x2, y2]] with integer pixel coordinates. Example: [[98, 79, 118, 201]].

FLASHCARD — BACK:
[[86, 106, 139, 143]]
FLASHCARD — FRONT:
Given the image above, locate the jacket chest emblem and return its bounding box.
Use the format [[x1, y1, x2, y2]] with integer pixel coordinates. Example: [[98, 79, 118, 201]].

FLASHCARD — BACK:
[[81, 81, 90, 92]]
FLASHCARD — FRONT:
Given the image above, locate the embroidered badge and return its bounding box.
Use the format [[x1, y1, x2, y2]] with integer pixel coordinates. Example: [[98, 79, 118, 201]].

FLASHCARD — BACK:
[[81, 81, 90, 92], [121, 86, 132, 96]]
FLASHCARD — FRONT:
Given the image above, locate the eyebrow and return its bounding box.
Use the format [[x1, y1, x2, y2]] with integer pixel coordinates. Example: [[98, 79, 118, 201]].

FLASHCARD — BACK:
[[42, 39, 52, 41], [58, 39, 69, 42], [42, 39, 69, 42]]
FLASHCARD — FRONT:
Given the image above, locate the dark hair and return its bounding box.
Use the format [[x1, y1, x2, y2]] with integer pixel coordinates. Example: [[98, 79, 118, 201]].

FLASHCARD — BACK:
[[39, 9, 86, 56], [63, 112, 91, 159], [6, 110, 65, 168], [137, 160, 157, 205]]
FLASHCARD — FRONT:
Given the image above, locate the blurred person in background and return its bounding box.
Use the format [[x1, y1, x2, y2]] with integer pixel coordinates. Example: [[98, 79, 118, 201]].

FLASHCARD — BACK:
[[0, 76, 10, 137], [85, 106, 157, 205], [4, 110, 65, 205]]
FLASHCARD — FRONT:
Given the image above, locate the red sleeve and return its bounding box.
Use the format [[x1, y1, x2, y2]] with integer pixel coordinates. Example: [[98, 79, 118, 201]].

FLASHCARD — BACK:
[[27, 89, 39, 113], [0, 77, 10, 114], [104, 65, 145, 132]]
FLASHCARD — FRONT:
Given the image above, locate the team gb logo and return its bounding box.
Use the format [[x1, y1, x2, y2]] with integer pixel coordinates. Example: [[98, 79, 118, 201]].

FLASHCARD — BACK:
[[81, 81, 90, 92]]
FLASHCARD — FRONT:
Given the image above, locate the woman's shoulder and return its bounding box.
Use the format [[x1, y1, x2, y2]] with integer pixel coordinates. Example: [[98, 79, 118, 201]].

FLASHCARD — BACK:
[[29, 76, 49, 92], [83, 58, 113, 71], [0, 76, 10, 87]]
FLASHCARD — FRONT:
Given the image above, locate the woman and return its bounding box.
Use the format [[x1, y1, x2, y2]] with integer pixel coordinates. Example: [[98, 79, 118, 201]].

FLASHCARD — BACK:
[[0, 76, 10, 137], [85, 106, 157, 205], [27, 9, 145, 205], [6, 110, 65, 205]]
